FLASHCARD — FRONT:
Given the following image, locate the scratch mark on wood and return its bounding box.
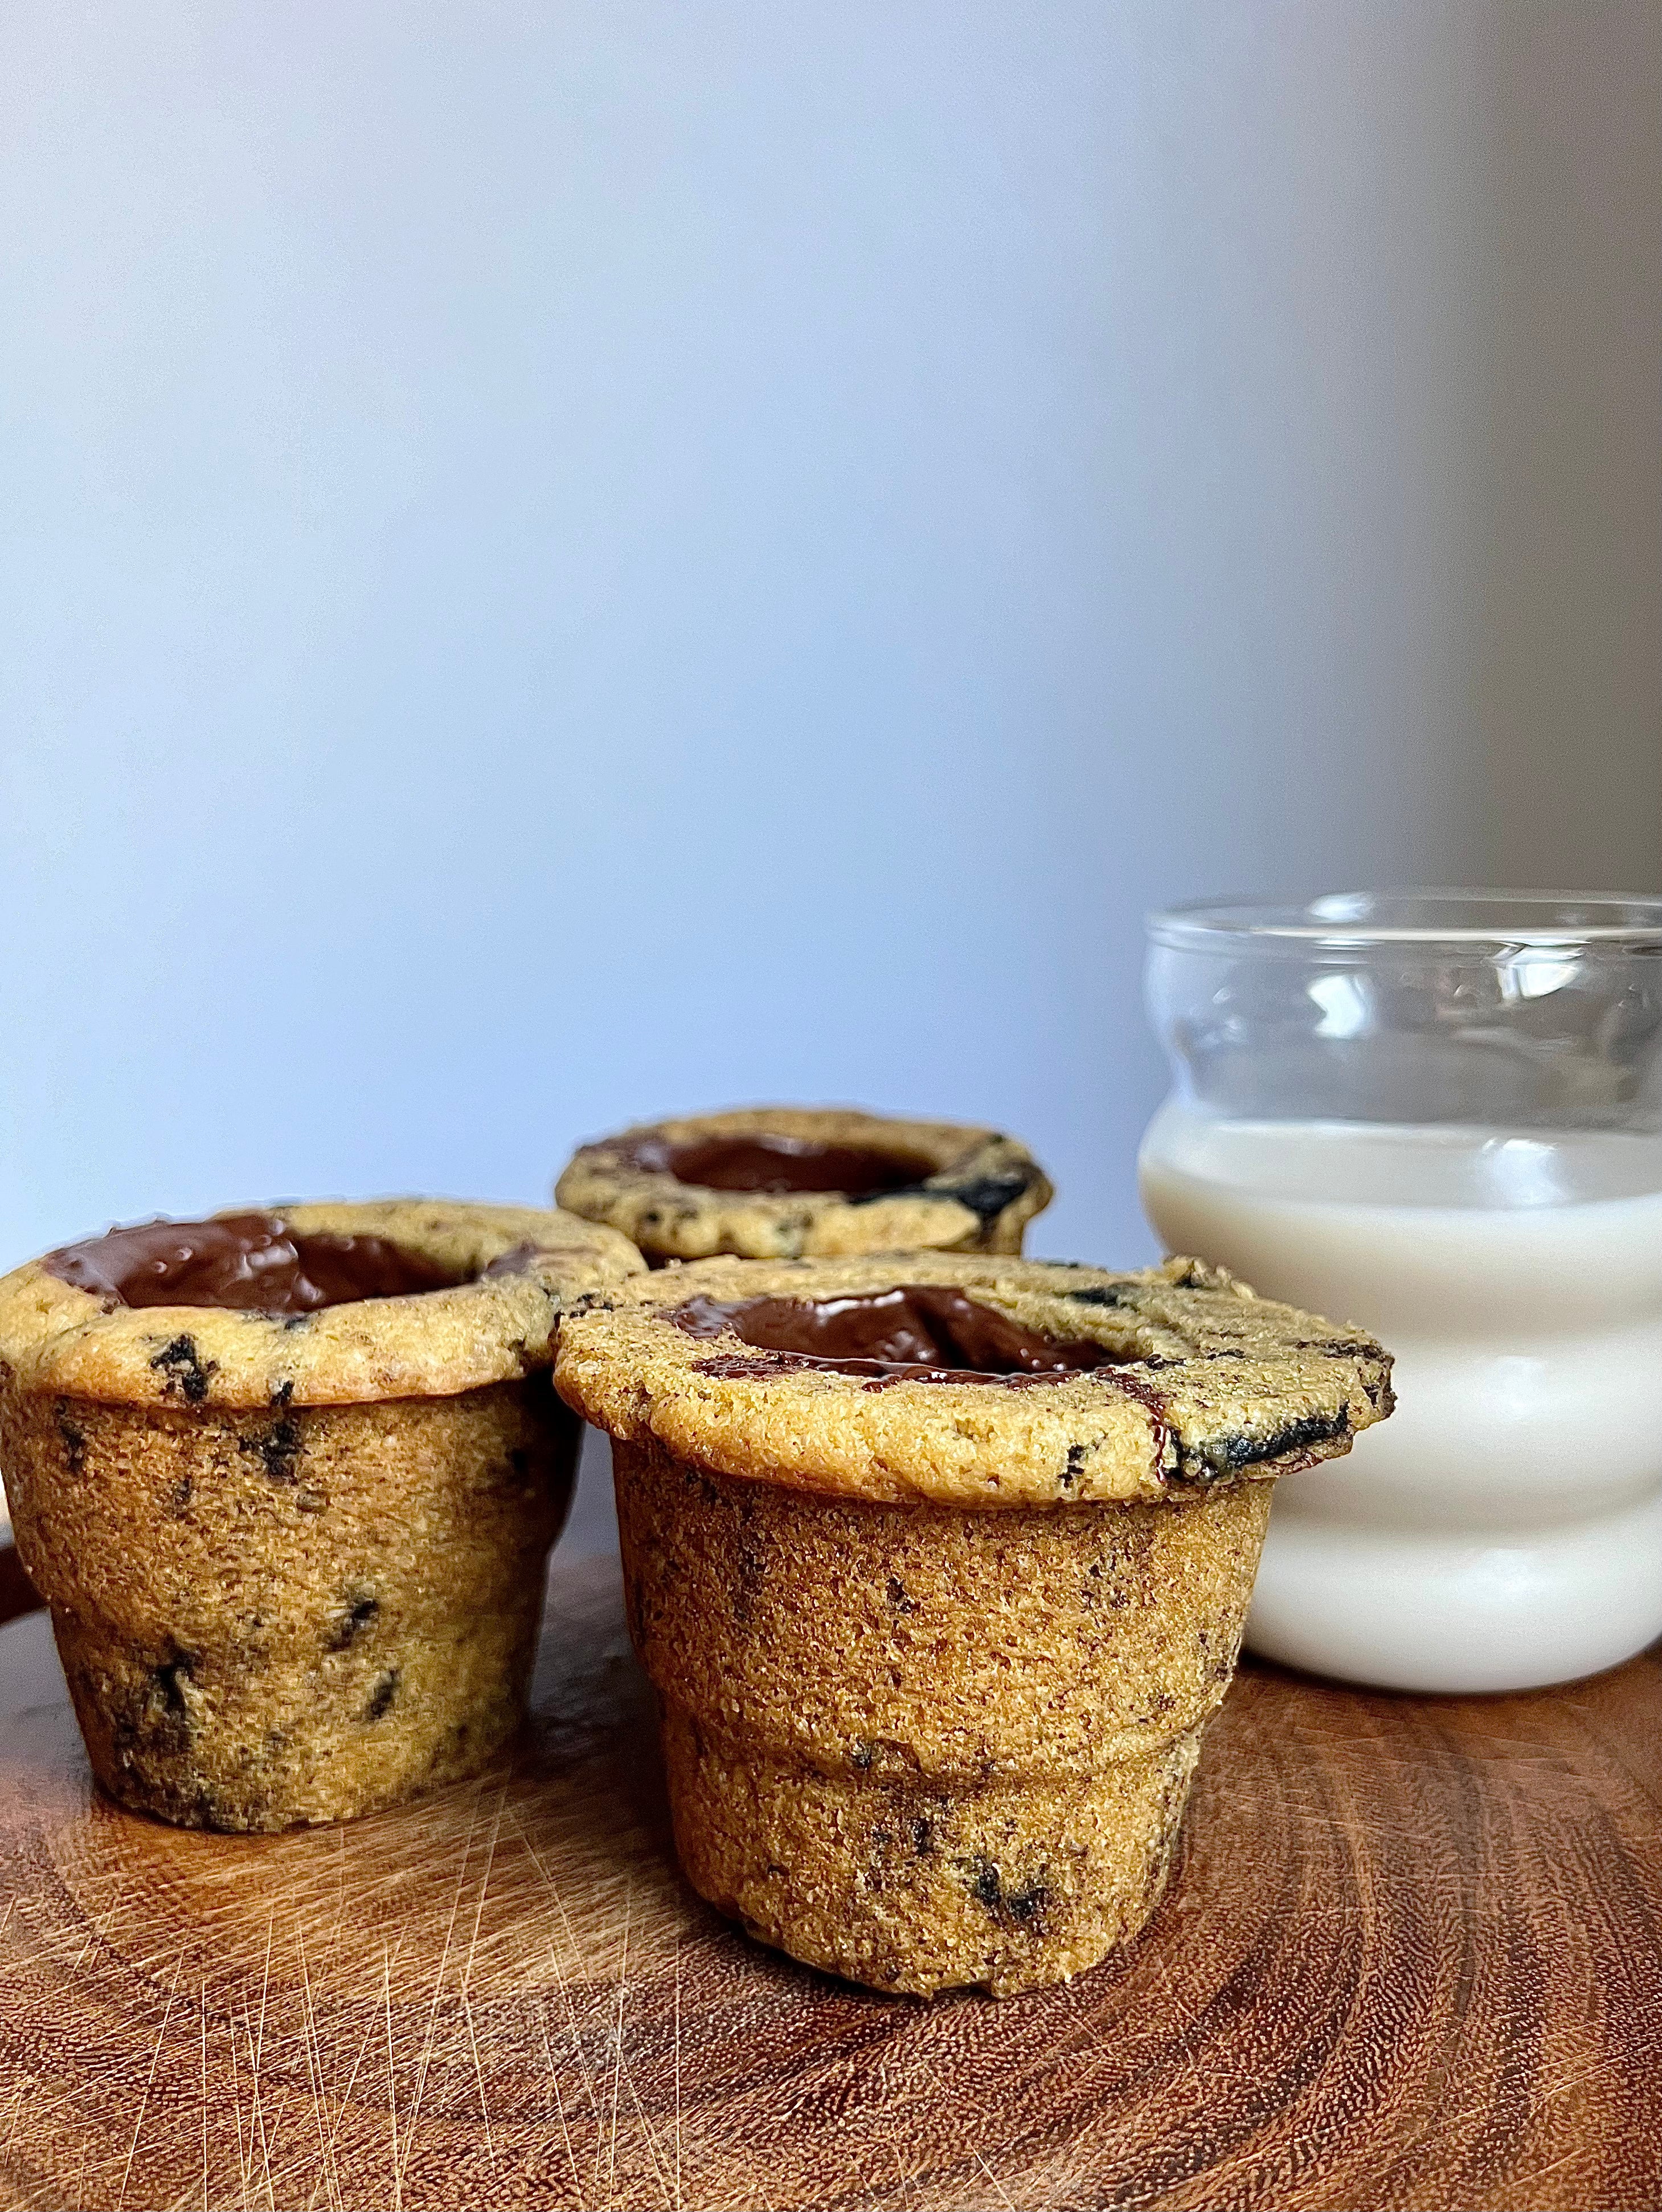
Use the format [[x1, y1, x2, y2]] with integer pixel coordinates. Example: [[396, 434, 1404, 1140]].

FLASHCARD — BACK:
[[251, 1913, 279, 2211], [116, 1947, 183, 2210], [398, 1775, 489, 2194], [294, 1923, 341, 2212], [72, 1898, 118, 1974], [460, 1774, 511, 2005], [382, 1943, 402, 2212], [226, 2009, 249, 2212], [461, 1988, 496, 2170], [536, 2005, 584, 2202], [255, 1911, 275, 2074], [320, 1972, 384, 2182], [604, 1878, 633, 2208], [975, 2145, 1020, 2211], [200, 1980, 208, 2212], [509, 1805, 608, 2133]]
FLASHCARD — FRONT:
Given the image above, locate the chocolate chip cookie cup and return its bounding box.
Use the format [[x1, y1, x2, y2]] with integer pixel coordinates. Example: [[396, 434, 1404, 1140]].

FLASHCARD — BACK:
[[556, 1253, 1393, 1996], [555, 1106, 1053, 1263], [0, 1201, 642, 1831]]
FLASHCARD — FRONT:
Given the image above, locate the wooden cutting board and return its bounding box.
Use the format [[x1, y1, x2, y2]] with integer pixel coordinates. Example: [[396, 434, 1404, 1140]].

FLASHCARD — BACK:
[[0, 1547, 1657, 2212]]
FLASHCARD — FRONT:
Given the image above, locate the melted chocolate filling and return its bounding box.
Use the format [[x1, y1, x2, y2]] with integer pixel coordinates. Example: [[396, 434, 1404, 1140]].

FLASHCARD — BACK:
[[623, 1132, 933, 1198], [668, 1285, 1118, 1385], [43, 1213, 464, 1315]]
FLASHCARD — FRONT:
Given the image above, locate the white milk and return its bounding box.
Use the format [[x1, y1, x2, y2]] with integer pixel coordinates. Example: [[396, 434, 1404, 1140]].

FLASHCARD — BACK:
[[1139, 1101, 1662, 1691]]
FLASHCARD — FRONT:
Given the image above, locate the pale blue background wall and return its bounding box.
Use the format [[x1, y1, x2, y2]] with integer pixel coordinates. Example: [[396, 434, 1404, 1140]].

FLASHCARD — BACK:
[[3, 1, 1659, 1320]]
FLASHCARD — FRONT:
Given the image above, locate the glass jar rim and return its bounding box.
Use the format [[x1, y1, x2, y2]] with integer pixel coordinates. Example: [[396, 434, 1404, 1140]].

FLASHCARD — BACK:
[[1147, 889, 1662, 955]]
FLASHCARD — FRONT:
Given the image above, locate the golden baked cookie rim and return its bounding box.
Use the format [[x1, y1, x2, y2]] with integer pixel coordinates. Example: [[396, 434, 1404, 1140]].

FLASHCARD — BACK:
[[0, 1198, 645, 1409], [553, 1251, 1394, 1508], [555, 1105, 1054, 1258]]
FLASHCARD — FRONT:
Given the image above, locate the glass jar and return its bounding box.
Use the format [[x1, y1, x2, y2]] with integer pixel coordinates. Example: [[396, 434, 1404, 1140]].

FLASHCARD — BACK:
[[1139, 891, 1662, 1692]]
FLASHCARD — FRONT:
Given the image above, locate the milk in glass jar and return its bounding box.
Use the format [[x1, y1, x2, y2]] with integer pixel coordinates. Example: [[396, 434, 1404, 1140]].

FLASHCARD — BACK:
[[1139, 893, 1662, 1692]]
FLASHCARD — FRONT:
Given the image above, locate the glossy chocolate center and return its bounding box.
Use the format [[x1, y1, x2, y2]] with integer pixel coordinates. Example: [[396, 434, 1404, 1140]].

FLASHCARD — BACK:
[[668, 1284, 1116, 1383], [625, 1132, 932, 1198], [43, 1213, 465, 1315]]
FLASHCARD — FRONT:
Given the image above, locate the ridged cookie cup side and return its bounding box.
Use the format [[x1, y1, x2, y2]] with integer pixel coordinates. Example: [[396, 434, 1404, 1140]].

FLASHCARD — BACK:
[[613, 1438, 1272, 1996], [660, 1713, 1203, 2000], [0, 1201, 644, 1831]]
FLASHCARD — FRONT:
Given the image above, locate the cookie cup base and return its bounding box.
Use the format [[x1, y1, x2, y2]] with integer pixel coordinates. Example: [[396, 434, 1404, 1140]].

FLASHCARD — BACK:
[[662, 1703, 1201, 1997]]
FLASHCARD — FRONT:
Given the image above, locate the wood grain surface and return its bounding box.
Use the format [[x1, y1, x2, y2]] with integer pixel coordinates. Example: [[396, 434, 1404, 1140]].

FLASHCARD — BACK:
[[0, 1544, 1657, 2211]]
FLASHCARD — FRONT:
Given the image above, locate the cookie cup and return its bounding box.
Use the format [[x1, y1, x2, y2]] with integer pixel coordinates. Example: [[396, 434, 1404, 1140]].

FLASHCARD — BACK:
[[556, 1106, 1052, 1262], [557, 1253, 1393, 1995], [0, 1201, 642, 1830]]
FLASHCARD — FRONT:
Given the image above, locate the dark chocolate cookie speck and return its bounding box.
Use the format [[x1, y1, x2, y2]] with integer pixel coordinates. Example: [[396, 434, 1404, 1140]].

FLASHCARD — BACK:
[[239, 1416, 302, 1486], [326, 1596, 379, 1653], [365, 1670, 400, 1722], [148, 1334, 218, 1403]]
